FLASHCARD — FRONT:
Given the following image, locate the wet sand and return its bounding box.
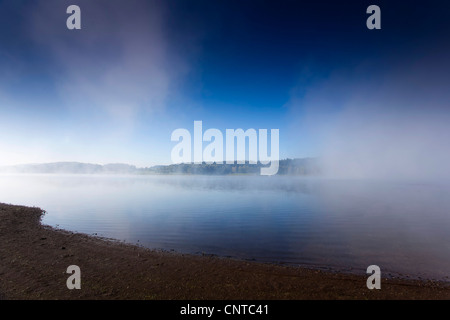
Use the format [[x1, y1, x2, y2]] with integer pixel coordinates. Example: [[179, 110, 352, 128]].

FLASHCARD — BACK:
[[0, 203, 448, 300]]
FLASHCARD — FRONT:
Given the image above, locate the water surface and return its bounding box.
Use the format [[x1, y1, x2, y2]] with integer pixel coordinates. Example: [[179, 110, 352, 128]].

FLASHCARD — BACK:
[[1, 174, 449, 280]]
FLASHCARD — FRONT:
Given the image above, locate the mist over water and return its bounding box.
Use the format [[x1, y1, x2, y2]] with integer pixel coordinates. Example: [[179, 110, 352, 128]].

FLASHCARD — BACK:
[[1, 174, 449, 280], [318, 109, 450, 180], [289, 43, 450, 180]]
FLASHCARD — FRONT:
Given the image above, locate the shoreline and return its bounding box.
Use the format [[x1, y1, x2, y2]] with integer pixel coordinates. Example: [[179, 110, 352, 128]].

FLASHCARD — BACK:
[[0, 202, 448, 300]]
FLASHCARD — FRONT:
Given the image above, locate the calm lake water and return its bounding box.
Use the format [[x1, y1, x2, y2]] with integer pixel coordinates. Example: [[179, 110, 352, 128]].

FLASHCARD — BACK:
[[1, 174, 449, 280]]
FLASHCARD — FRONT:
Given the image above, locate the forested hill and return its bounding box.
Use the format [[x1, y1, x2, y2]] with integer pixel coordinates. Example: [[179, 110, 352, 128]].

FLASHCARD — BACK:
[[0, 158, 320, 175]]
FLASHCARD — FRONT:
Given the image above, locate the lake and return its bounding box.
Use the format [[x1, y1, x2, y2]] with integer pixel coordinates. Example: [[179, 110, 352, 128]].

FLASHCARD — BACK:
[[1, 174, 449, 281]]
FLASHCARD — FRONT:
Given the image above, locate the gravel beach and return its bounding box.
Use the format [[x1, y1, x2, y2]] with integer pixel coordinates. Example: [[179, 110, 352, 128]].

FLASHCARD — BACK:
[[0, 203, 448, 300]]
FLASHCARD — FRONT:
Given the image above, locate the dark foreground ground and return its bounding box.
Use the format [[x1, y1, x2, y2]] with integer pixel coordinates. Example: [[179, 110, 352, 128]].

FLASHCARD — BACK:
[[0, 203, 448, 300]]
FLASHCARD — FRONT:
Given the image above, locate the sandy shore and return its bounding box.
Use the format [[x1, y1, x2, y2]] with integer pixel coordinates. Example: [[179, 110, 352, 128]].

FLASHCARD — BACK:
[[0, 203, 448, 300]]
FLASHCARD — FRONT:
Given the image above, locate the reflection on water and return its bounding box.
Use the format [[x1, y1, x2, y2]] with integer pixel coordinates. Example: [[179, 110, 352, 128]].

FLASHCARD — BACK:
[[0, 174, 449, 280]]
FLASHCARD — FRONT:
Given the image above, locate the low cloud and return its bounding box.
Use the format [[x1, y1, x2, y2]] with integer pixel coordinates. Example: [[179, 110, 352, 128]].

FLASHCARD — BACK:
[[29, 0, 184, 127]]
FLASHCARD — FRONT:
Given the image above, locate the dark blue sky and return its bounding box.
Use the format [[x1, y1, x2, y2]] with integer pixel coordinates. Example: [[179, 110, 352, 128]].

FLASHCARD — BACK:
[[0, 0, 449, 169]]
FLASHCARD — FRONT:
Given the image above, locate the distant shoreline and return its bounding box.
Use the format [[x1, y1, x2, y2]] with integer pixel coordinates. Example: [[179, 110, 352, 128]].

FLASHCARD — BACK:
[[0, 158, 321, 176], [0, 202, 448, 300]]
